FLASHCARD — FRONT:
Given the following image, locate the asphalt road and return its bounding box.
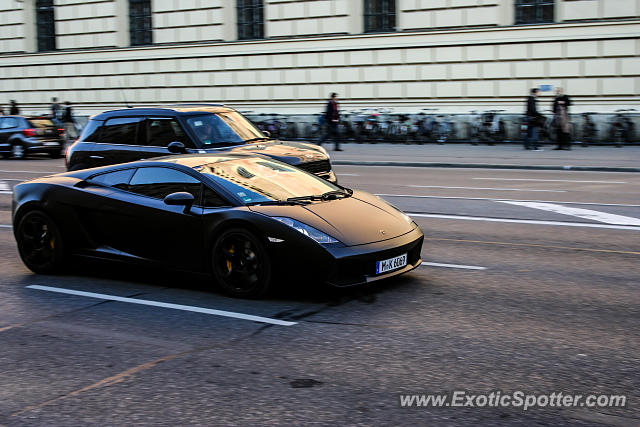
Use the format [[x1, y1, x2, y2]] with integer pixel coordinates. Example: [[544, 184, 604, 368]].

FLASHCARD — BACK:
[[1, 157, 639, 426]]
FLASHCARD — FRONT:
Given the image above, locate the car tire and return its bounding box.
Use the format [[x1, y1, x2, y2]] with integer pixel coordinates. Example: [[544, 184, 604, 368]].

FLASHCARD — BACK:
[[11, 143, 25, 159], [211, 228, 271, 298], [1, 152, 10, 159], [49, 150, 62, 159], [15, 210, 66, 274]]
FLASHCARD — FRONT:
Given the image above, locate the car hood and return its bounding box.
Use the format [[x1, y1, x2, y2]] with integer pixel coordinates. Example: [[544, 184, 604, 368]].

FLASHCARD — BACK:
[[223, 140, 328, 165], [248, 190, 416, 246]]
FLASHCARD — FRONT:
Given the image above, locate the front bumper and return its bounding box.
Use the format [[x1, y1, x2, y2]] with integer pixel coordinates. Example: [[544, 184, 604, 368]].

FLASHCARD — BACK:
[[324, 227, 423, 287], [269, 225, 423, 287]]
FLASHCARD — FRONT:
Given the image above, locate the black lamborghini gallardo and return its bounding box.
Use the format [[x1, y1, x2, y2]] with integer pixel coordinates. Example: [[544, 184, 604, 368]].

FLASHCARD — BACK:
[[13, 154, 423, 298]]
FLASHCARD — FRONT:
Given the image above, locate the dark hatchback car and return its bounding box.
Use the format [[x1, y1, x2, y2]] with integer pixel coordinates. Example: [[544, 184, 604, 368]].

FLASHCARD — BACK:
[[13, 154, 423, 298], [0, 116, 65, 159], [66, 105, 336, 182]]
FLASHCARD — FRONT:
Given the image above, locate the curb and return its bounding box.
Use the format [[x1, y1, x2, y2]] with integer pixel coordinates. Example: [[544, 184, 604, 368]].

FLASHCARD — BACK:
[[332, 160, 640, 173]]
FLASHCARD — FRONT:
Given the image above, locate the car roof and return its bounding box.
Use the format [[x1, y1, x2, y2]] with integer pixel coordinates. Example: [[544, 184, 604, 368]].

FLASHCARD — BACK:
[[90, 104, 233, 120], [66, 153, 268, 179]]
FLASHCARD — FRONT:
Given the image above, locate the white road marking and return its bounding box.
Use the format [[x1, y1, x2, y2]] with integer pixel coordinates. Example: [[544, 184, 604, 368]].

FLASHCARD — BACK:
[[408, 185, 566, 193], [0, 224, 12, 228], [26, 285, 297, 326], [498, 201, 640, 226], [421, 262, 487, 270], [0, 181, 10, 194], [408, 213, 640, 231], [0, 170, 58, 174], [473, 178, 628, 184], [376, 194, 640, 208], [337, 173, 360, 176]]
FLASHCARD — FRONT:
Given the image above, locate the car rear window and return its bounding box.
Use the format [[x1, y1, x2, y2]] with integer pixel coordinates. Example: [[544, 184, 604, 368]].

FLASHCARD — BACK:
[[27, 119, 56, 128]]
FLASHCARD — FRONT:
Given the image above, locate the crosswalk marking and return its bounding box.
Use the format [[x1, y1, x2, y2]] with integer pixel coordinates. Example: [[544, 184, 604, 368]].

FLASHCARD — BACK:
[[497, 201, 640, 226]]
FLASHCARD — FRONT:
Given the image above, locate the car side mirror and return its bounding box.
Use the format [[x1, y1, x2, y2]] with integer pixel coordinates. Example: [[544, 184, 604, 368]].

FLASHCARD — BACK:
[[164, 191, 194, 214], [167, 141, 186, 153], [263, 130, 271, 138]]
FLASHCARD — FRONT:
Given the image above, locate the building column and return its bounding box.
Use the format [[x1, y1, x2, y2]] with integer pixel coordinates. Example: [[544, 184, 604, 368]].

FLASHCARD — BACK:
[[222, 1, 237, 41], [114, 0, 129, 47], [22, 0, 37, 52]]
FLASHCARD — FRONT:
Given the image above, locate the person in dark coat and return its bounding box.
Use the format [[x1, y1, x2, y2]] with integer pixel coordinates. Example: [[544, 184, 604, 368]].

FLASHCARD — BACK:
[[318, 92, 342, 151], [62, 101, 76, 143], [552, 88, 572, 150], [51, 97, 60, 119], [9, 100, 19, 115], [524, 88, 543, 151]]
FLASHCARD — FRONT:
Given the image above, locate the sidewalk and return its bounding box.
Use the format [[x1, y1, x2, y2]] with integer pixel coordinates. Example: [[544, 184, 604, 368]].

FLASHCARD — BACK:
[[327, 143, 640, 173]]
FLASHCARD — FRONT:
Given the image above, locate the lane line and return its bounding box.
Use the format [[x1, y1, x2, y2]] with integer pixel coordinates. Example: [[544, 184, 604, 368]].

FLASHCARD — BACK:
[[376, 193, 640, 208], [0, 181, 9, 191], [407, 213, 640, 231], [423, 237, 640, 256], [0, 170, 58, 174], [473, 178, 628, 184], [336, 173, 360, 176], [498, 201, 640, 226], [26, 285, 297, 326], [421, 262, 487, 270], [408, 185, 566, 193], [0, 225, 12, 228]]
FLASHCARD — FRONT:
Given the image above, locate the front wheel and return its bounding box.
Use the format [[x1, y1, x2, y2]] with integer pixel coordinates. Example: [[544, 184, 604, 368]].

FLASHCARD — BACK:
[[15, 210, 66, 274], [212, 228, 271, 298]]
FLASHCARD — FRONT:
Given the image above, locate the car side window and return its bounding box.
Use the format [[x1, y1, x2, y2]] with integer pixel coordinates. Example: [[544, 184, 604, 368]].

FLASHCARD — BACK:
[[88, 169, 135, 190], [199, 186, 229, 208], [145, 118, 192, 148], [127, 167, 201, 200], [0, 118, 18, 129], [79, 119, 102, 142], [100, 117, 143, 145]]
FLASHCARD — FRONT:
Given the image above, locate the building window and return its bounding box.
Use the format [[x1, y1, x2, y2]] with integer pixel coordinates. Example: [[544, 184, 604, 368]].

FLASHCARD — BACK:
[[36, 0, 56, 51], [515, 0, 554, 24], [130, 0, 153, 46], [364, 0, 396, 33], [237, 0, 264, 40]]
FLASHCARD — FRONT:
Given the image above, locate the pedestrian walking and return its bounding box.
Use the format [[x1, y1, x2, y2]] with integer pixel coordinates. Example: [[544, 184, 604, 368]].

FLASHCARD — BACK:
[[318, 92, 342, 151], [51, 97, 60, 119], [524, 88, 543, 151], [552, 88, 572, 150], [9, 100, 19, 115], [62, 101, 76, 143]]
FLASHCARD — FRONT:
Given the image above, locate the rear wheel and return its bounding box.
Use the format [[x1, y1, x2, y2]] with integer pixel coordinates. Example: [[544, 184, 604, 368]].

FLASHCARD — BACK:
[[16, 210, 65, 274], [11, 143, 25, 159], [212, 228, 271, 298], [49, 149, 62, 159]]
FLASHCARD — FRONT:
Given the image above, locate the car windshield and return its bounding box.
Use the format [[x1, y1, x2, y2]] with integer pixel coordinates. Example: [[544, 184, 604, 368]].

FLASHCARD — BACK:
[[193, 157, 341, 204], [27, 119, 56, 128], [185, 112, 264, 146]]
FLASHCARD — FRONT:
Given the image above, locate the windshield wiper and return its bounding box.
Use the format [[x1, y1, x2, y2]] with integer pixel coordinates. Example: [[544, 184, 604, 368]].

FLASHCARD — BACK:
[[287, 190, 352, 203], [244, 137, 272, 143], [245, 200, 307, 206]]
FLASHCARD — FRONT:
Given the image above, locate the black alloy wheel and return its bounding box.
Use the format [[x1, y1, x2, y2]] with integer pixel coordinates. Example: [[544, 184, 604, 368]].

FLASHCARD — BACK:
[[212, 228, 271, 298], [16, 210, 65, 274]]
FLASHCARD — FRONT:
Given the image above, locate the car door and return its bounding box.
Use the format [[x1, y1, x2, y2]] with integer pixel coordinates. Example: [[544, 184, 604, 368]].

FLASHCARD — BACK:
[[0, 117, 20, 151], [90, 166, 207, 271], [142, 116, 198, 155]]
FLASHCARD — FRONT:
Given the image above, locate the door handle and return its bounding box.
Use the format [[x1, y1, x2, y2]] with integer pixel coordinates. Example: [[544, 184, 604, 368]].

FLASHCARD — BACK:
[[90, 155, 104, 159]]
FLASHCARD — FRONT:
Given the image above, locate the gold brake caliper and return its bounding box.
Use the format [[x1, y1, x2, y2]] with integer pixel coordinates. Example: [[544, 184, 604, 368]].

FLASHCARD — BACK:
[[226, 245, 235, 272]]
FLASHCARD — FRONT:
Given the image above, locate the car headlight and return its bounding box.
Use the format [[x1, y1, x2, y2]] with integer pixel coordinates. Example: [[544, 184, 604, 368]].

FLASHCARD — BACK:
[[273, 217, 338, 244]]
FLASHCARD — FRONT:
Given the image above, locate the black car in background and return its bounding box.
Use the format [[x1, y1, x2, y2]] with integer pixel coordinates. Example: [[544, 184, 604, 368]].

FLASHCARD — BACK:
[[13, 154, 423, 298], [66, 105, 336, 183], [0, 116, 65, 159]]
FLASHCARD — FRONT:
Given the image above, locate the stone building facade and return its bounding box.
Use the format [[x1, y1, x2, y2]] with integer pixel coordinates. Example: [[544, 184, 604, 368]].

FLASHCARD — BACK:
[[0, 0, 638, 115]]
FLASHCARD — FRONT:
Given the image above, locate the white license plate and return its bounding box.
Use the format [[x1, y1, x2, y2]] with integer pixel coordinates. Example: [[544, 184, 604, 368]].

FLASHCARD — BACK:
[[376, 253, 407, 274]]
